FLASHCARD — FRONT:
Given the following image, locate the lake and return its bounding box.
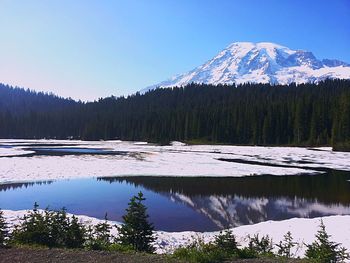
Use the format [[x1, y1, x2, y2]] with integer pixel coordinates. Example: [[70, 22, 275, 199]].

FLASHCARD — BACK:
[[1, 170, 350, 232]]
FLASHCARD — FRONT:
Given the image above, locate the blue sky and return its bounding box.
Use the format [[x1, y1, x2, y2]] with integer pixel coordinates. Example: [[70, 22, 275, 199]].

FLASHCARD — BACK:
[[0, 0, 349, 101]]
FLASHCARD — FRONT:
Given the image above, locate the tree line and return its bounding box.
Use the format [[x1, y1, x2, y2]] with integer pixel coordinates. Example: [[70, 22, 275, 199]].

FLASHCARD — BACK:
[[0, 79, 349, 149]]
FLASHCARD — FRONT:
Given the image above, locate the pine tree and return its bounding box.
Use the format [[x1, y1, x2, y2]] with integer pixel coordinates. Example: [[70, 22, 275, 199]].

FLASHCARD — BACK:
[[65, 215, 85, 248], [87, 213, 112, 250], [214, 229, 238, 252], [276, 231, 297, 258], [0, 209, 9, 247], [49, 208, 70, 247], [248, 234, 273, 256], [11, 203, 51, 246], [118, 192, 155, 253], [306, 220, 349, 262]]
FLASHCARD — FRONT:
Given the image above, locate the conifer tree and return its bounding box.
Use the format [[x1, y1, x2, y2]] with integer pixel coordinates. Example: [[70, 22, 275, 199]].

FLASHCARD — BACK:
[[306, 220, 349, 262], [118, 192, 155, 253], [11, 204, 86, 249], [276, 231, 297, 258], [87, 213, 112, 250], [214, 229, 238, 252], [11, 203, 51, 246], [248, 234, 273, 256], [65, 215, 85, 248]]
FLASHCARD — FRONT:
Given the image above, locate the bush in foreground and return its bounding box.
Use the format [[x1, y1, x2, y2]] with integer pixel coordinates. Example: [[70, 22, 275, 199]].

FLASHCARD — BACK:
[[11, 203, 86, 248], [305, 220, 349, 262], [173, 231, 286, 262], [86, 213, 112, 250], [276, 231, 298, 258], [173, 236, 235, 263]]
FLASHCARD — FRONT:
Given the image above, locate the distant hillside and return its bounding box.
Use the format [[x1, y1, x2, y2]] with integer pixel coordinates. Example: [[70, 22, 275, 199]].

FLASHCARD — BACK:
[[0, 83, 82, 138], [0, 80, 349, 149]]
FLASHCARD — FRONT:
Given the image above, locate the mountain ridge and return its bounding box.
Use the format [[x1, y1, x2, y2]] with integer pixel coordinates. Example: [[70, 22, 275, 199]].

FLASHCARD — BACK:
[[142, 42, 350, 93]]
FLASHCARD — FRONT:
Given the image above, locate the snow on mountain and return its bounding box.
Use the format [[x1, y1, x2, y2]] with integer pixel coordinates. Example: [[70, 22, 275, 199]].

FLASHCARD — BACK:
[[142, 42, 350, 92]]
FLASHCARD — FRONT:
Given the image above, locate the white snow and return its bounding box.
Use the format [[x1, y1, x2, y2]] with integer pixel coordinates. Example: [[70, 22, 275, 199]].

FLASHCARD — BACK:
[[156, 215, 350, 257], [0, 147, 34, 156], [2, 209, 350, 258], [142, 41, 350, 93], [1, 140, 350, 183]]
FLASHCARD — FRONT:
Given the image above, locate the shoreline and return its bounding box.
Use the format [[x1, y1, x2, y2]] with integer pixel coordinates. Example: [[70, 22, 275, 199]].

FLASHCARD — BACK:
[[3, 209, 350, 258]]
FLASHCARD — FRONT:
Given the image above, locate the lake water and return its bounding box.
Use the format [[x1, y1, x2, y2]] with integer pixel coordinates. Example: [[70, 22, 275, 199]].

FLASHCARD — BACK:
[[1, 170, 350, 232]]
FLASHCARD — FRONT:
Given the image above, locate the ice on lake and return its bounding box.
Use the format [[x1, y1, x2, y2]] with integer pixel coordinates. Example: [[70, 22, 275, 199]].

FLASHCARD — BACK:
[[1, 139, 350, 183]]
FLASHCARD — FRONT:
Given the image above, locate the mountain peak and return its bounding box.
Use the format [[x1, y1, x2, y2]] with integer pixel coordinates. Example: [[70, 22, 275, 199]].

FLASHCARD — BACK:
[[228, 41, 288, 49], [143, 42, 350, 92]]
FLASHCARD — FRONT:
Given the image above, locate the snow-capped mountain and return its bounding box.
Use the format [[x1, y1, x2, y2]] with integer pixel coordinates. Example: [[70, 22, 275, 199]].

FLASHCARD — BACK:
[[143, 42, 350, 92]]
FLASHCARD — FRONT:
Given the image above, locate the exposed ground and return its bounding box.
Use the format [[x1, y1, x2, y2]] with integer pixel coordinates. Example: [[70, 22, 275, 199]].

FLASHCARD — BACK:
[[0, 247, 179, 263], [0, 247, 304, 263]]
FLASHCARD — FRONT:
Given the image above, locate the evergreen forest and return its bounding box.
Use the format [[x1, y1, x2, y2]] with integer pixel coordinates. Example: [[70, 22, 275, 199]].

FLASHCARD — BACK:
[[0, 79, 349, 150]]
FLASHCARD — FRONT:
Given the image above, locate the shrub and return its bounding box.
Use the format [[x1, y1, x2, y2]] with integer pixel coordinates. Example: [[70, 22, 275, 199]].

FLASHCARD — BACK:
[[173, 237, 232, 263], [65, 215, 86, 248], [247, 234, 274, 257], [117, 192, 155, 253], [0, 209, 9, 247], [237, 247, 259, 259], [276, 231, 297, 258], [108, 243, 134, 252], [305, 220, 349, 262], [214, 229, 238, 253], [11, 203, 86, 248], [11, 204, 51, 246], [86, 214, 112, 250]]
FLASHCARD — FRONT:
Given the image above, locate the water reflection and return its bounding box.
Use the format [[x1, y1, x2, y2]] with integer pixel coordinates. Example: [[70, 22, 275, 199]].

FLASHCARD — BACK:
[[1, 171, 350, 231], [100, 170, 350, 228], [0, 181, 53, 192]]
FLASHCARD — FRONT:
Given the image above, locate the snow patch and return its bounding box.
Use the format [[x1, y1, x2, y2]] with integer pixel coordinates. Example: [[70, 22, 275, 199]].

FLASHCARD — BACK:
[[3, 209, 350, 259], [1, 140, 350, 183]]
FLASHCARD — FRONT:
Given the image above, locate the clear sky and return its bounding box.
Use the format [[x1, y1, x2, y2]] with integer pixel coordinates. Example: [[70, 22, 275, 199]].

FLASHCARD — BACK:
[[0, 0, 349, 101]]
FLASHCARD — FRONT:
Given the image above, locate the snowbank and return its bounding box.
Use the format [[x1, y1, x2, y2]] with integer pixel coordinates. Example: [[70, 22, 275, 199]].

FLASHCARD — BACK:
[[2, 210, 350, 258]]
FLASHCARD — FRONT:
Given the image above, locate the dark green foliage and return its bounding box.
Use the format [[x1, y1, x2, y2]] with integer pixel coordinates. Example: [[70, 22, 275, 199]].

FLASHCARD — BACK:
[[11, 205, 51, 247], [173, 237, 235, 263], [276, 231, 297, 258], [65, 215, 86, 248], [214, 229, 238, 252], [305, 220, 349, 262], [247, 234, 274, 256], [117, 192, 155, 253], [173, 232, 245, 263], [11, 204, 85, 248], [0, 209, 9, 247], [108, 243, 134, 252], [1, 80, 350, 149], [86, 214, 112, 250], [236, 247, 259, 259], [173, 232, 276, 262], [173, 231, 273, 263]]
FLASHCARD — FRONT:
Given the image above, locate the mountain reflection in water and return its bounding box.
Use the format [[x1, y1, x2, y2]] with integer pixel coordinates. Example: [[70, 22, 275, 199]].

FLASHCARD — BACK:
[[99, 170, 350, 228]]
